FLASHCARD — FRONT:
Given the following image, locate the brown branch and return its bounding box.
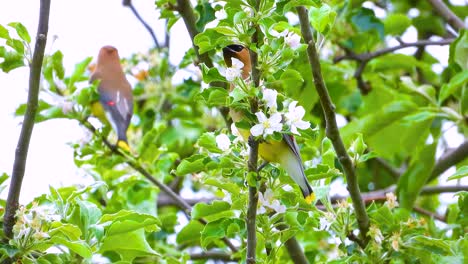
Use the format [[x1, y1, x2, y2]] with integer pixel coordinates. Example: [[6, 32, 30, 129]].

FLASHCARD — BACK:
[[246, 9, 261, 262], [174, 0, 230, 127], [123, 0, 160, 49], [421, 185, 468, 195], [189, 251, 238, 262], [334, 39, 454, 64], [81, 120, 238, 253], [3, 0, 51, 239], [175, 0, 212, 67], [428, 140, 468, 183], [428, 0, 466, 31], [277, 224, 310, 264], [297, 6, 370, 245], [413, 206, 446, 222]]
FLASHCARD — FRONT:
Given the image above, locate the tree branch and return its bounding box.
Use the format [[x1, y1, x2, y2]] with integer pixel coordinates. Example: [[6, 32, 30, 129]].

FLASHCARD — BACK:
[[277, 224, 309, 264], [427, 0, 466, 31], [334, 39, 454, 64], [413, 206, 446, 222], [246, 4, 261, 260], [122, 0, 160, 49], [175, 0, 230, 127], [189, 251, 238, 262], [334, 38, 453, 94], [175, 0, 212, 67], [81, 120, 238, 253], [428, 140, 468, 182], [3, 0, 51, 239], [297, 6, 370, 245]]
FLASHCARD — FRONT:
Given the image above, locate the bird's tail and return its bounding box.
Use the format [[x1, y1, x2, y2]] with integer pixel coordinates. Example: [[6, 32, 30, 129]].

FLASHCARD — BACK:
[[280, 153, 315, 204], [117, 140, 130, 152]]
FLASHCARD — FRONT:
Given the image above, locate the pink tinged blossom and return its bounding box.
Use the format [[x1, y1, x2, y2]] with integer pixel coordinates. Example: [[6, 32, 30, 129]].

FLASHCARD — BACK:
[[285, 31, 301, 49]]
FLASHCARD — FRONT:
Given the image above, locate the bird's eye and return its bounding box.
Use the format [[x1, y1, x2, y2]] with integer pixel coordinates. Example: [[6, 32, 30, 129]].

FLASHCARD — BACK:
[[227, 44, 244, 52]]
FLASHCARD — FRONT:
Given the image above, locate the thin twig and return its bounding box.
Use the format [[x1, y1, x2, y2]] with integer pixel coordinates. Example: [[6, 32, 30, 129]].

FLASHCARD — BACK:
[[427, 0, 466, 31], [334, 39, 454, 63], [122, 0, 161, 49], [334, 38, 454, 94], [3, 0, 51, 239], [428, 140, 468, 183], [81, 120, 239, 253], [413, 206, 446, 222], [297, 6, 370, 245]]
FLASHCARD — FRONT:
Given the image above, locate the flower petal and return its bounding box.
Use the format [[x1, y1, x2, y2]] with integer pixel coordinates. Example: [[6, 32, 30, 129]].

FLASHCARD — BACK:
[[251, 124, 264, 136], [255, 112, 267, 122]]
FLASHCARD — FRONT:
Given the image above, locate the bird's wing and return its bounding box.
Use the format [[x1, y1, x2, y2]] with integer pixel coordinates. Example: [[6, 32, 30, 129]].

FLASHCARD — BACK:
[[282, 134, 303, 163]]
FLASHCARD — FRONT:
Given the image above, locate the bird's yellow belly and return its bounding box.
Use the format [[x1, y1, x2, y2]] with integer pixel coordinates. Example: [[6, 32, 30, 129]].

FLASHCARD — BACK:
[[237, 127, 286, 163]]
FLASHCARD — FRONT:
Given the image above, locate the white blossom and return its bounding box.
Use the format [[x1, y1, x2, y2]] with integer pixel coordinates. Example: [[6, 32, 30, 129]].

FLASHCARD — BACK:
[[251, 112, 283, 137], [385, 192, 399, 209], [231, 123, 244, 143], [285, 31, 301, 49], [215, 134, 231, 152], [319, 212, 334, 230], [215, 9, 227, 20], [258, 189, 286, 214], [224, 58, 244, 81], [285, 101, 310, 135], [270, 29, 288, 38], [262, 88, 278, 112], [368, 225, 384, 245]]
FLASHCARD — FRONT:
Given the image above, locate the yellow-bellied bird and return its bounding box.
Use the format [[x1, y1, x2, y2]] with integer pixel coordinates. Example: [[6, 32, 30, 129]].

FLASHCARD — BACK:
[[223, 44, 314, 203], [90, 46, 133, 151]]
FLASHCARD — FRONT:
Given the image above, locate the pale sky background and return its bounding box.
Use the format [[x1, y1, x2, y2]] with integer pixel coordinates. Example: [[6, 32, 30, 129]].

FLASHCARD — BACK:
[[0, 1, 465, 207]]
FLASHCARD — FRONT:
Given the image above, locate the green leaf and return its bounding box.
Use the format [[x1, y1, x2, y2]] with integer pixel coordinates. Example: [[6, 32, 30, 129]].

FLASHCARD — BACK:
[[230, 86, 248, 103], [0, 24, 10, 39], [68, 57, 92, 91], [439, 70, 468, 103], [6, 38, 24, 54], [100, 228, 160, 261], [449, 30, 468, 70], [176, 220, 204, 245], [197, 132, 222, 153], [350, 8, 384, 40], [321, 137, 335, 168], [195, 2, 215, 32], [8, 22, 31, 43], [199, 87, 229, 107], [176, 154, 207, 175], [191, 201, 232, 221], [98, 210, 160, 234], [0, 49, 24, 72], [448, 166, 468, 181], [397, 143, 437, 209], [200, 63, 226, 83], [280, 69, 304, 91], [309, 3, 336, 33], [384, 13, 411, 35], [49, 236, 92, 259]]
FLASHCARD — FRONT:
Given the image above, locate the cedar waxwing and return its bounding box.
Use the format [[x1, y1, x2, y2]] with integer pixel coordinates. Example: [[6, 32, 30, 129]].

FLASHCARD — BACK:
[[223, 44, 314, 203], [90, 46, 133, 151]]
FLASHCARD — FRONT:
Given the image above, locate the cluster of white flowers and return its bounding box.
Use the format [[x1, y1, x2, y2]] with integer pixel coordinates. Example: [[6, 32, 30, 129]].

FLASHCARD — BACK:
[[12, 203, 61, 248], [251, 88, 310, 138], [270, 29, 302, 49]]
